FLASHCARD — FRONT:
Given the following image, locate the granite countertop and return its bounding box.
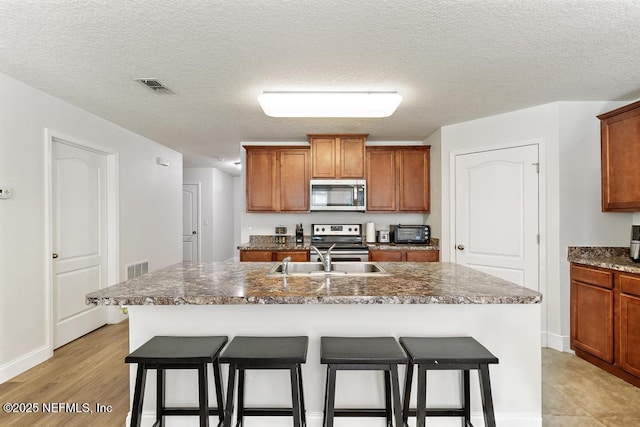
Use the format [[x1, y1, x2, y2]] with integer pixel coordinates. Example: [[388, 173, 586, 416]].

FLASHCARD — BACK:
[[367, 243, 439, 251], [86, 261, 541, 306], [238, 242, 311, 250], [568, 246, 640, 274], [238, 243, 439, 251], [238, 236, 440, 251]]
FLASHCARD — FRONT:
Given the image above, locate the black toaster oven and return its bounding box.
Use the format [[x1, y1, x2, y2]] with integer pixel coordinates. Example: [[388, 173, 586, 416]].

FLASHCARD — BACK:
[[390, 224, 430, 244]]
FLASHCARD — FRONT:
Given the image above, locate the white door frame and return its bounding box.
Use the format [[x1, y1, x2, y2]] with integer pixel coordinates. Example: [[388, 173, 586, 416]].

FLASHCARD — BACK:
[[449, 138, 547, 307], [44, 129, 119, 355]]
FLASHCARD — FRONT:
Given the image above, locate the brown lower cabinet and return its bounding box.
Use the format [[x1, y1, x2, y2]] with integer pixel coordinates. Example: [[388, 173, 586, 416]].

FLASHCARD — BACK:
[[369, 249, 439, 262], [570, 263, 640, 387], [240, 250, 309, 262]]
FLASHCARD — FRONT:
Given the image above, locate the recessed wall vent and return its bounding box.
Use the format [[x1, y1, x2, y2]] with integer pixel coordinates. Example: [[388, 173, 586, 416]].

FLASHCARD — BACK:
[[126, 260, 149, 280], [134, 78, 174, 94]]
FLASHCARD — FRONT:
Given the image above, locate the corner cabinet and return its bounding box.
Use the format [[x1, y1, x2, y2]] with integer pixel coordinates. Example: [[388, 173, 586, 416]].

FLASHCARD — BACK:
[[570, 263, 640, 387], [619, 274, 640, 378], [308, 134, 367, 179], [598, 100, 640, 211], [244, 146, 309, 212], [366, 146, 430, 212]]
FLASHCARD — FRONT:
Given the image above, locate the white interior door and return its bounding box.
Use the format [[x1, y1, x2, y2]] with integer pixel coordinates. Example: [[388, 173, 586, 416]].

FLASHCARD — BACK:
[[454, 144, 539, 291], [52, 140, 108, 348], [183, 184, 199, 262]]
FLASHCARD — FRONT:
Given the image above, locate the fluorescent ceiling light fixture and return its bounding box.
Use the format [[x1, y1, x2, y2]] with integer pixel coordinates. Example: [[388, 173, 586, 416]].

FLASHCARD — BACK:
[[258, 91, 402, 118]]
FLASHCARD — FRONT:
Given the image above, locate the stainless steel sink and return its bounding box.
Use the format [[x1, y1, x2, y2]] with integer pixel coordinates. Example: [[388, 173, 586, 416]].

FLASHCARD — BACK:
[[267, 262, 390, 277]]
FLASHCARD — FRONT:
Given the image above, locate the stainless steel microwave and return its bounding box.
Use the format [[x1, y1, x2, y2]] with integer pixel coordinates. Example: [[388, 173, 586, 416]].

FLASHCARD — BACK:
[[310, 179, 366, 211]]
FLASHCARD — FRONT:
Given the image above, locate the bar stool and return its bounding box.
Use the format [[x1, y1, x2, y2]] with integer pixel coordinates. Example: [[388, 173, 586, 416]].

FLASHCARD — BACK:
[[220, 336, 308, 427], [124, 335, 228, 427], [320, 336, 407, 427], [399, 336, 499, 427]]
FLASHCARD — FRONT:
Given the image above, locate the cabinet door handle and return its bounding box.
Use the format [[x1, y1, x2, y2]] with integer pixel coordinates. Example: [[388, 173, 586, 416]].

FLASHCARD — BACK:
[[52, 253, 59, 259], [192, 231, 197, 235], [456, 244, 465, 251]]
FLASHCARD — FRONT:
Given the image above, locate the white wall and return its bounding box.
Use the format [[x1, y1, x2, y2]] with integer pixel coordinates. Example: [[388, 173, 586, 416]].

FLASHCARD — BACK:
[[424, 128, 442, 239], [439, 101, 632, 351], [557, 101, 632, 345], [233, 177, 242, 260], [0, 72, 182, 382], [238, 141, 432, 244], [184, 167, 236, 262]]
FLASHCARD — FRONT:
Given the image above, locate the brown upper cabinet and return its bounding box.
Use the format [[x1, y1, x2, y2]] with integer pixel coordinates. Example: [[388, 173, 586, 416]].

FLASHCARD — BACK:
[[244, 146, 309, 212], [366, 146, 430, 213], [598, 100, 640, 212], [308, 134, 367, 179]]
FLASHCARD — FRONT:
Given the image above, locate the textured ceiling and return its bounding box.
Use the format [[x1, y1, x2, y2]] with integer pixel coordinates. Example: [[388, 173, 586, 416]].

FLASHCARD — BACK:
[[2, 0, 640, 176]]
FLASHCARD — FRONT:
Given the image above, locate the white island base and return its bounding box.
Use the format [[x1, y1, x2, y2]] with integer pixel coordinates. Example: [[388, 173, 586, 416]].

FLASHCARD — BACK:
[[126, 303, 541, 427]]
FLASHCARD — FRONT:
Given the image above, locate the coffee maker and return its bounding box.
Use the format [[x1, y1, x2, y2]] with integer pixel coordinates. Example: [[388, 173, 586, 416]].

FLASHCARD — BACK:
[[631, 225, 640, 262]]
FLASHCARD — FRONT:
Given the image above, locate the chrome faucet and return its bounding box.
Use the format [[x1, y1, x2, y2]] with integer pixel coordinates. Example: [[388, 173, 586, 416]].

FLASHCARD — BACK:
[[311, 244, 336, 272], [281, 256, 292, 275]]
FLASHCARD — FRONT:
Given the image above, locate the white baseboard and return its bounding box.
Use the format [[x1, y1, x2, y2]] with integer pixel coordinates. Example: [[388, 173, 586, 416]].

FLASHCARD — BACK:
[[107, 306, 128, 324], [0, 344, 51, 384], [541, 331, 569, 352], [128, 411, 542, 426]]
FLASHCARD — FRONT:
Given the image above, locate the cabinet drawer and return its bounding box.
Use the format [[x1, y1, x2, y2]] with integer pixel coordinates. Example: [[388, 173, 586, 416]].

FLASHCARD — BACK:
[[240, 250, 273, 262], [369, 249, 403, 262], [405, 250, 439, 262], [620, 274, 640, 297], [570, 264, 613, 289], [274, 251, 310, 262]]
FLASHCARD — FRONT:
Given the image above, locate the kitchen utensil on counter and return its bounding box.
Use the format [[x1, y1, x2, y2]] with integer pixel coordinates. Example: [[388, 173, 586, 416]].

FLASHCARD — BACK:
[[631, 225, 640, 262], [377, 230, 390, 243], [365, 221, 376, 243], [295, 224, 304, 244], [275, 225, 287, 244]]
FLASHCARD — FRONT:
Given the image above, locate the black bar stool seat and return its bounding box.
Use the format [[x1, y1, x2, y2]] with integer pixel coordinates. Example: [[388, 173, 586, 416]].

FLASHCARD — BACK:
[[220, 336, 308, 427], [321, 336, 407, 427], [400, 336, 499, 427], [125, 335, 228, 427]]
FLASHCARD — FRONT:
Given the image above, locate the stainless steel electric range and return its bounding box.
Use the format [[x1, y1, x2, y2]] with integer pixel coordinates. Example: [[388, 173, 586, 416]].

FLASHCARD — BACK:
[[310, 223, 369, 262]]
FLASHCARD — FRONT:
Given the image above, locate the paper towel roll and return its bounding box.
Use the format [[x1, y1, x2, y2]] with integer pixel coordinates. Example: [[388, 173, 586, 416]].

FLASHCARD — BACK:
[[365, 221, 376, 243]]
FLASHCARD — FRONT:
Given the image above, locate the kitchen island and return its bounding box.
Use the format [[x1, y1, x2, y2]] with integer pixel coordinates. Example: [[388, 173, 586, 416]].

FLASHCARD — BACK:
[[87, 261, 542, 427]]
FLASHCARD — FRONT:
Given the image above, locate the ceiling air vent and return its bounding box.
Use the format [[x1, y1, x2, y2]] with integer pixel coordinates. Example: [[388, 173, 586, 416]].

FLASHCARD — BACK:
[[134, 78, 174, 94]]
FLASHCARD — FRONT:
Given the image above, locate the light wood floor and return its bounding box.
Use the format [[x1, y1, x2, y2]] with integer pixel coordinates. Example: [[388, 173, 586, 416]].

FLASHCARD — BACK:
[[543, 347, 640, 426], [0, 320, 129, 427], [1, 322, 638, 426]]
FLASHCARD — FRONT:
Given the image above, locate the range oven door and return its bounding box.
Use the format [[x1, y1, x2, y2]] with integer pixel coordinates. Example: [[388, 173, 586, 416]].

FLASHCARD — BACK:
[[311, 250, 369, 262]]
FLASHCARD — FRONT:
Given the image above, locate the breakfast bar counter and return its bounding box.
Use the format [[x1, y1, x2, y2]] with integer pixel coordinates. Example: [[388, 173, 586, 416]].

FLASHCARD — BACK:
[[87, 262, 542, 426], [86, 261, 540, 306]]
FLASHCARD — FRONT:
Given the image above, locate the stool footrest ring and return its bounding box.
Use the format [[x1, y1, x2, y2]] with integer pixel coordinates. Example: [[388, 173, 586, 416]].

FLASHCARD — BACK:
[[332, 408, 390, 417], [405, 407, 467, 417]]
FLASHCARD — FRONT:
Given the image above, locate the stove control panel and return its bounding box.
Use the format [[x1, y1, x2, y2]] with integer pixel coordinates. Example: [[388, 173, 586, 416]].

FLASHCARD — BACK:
[[312, 224, 362, 236]]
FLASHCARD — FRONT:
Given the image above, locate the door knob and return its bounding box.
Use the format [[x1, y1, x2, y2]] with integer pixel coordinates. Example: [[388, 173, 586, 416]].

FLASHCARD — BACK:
[[52, 253, 59, 259], [456, 244, 465, 251], [192, 231, 197, 235]]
